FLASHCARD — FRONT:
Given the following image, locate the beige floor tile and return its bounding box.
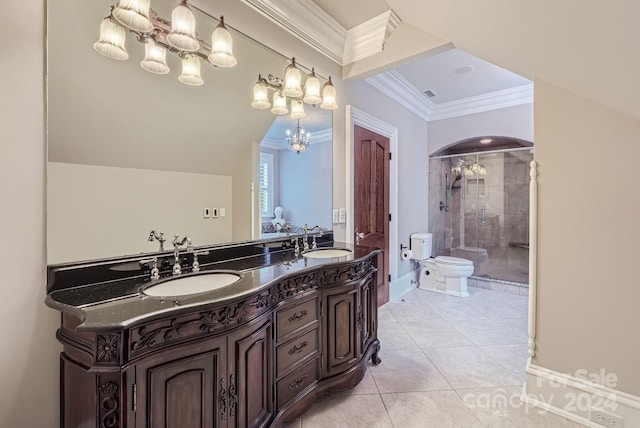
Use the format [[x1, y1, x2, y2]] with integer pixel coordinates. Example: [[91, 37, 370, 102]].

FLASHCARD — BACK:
[[384, 300, 442, 322], [300, 394, 393, 427], [377, 306, 397, 323], [369, 348, 451, 393], [457, 386, 585, 427], [447, 317, 527, 346], [382, 390, 482, 427], [480, 344, 528, 382], [423, 346, 522, 389], [402, 319, 474, 348], [377, 321, 419, 351]]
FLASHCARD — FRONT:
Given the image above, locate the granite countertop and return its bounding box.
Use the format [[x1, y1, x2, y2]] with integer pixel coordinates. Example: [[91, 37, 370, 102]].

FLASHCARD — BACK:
[[46, 242, 379, 331]]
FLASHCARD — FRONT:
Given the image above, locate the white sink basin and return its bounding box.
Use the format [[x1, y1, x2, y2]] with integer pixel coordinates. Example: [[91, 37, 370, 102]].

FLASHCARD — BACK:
[[303, 248, 352, 259], [142, 272, 242, 297]]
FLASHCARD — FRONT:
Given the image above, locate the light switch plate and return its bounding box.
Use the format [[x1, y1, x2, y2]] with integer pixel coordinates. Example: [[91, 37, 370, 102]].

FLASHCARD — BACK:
[[219, 208, 226, 217], [212, 208, 219, 218], [339, 208, 346, 224], [332, 209, 339, 224], [203, 208, 211, 218]]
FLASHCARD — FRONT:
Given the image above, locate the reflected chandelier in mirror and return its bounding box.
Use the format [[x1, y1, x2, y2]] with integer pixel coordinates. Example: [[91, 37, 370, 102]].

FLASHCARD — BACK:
[[94, 0, 236, 86]]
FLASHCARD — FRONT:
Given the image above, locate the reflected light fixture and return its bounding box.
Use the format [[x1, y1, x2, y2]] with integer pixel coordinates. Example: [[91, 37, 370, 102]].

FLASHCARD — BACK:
[[94, 0, 237, 85], [286, 120, 311, 154], [251, 57, 338, 119]]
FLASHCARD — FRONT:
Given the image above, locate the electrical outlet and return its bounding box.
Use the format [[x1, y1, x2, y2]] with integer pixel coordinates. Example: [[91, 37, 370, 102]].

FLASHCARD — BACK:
[[332, 209, 339, 224], [219, 208, 226, 217], [590, 407, 624, 427], [338, 208, 346, 224], [203, 208, 211, 218]]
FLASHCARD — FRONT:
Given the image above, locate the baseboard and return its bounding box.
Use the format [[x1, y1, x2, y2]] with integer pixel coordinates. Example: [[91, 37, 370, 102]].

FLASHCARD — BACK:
[[390, 271, 415, 301], [524, 363, 640, 427]]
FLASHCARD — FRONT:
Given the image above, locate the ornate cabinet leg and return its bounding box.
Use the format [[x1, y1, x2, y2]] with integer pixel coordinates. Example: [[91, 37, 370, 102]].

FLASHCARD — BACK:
[[371, 352, 382, 365]]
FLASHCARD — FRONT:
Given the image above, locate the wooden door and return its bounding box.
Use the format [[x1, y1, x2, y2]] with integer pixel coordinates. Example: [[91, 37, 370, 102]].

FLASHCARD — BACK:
[[228, 316, 274, 428], [354, 125, 390, 306], [135, 338, 227, 428]]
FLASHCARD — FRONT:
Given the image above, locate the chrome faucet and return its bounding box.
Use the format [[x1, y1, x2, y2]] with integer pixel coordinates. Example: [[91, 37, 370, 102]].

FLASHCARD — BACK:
[[191, 250, 210, 273], [148, 230, 166, 251], [303, 224, 323, 251], [171, 235, 193, 275], [140, 257, 160, 281]]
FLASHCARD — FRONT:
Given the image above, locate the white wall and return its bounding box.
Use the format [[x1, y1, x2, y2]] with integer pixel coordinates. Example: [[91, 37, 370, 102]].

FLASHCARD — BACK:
[[279, 142, 333, 230], [48, 163, 233, 263], [344, 80, 429, 278], [532, 80, 640, 397], [0, 1, 61, 427], [428, 104, 534, 155]]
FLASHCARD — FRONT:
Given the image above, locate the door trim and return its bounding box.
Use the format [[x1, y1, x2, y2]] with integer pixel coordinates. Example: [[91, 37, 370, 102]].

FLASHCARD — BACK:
[[346, 105, 398, 282]]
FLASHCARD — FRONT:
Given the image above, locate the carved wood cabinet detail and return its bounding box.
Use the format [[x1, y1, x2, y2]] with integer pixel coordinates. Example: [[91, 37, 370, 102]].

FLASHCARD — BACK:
[[55, 255, 381, 427]]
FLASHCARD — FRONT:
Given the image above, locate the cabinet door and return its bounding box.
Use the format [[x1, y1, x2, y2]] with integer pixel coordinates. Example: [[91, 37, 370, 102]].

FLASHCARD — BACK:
[[359, 274, 377, 355], [323, 283, 359, 377], [228, 317, 274, 428], [134, 337, 227, 428]]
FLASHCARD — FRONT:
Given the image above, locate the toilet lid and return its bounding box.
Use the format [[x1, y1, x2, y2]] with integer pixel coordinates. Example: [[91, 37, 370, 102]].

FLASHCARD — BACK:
[[435, 256, 473, 266]]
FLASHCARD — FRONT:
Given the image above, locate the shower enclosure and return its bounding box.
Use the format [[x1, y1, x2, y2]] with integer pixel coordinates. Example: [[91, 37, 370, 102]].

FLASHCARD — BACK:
[[429, 149, 533, 284]]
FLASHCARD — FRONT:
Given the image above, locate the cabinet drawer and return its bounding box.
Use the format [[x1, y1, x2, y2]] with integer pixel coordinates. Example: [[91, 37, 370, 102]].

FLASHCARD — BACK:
[[276, 297, 318, 340], [276, 328, 318, 378], [276, 358, 319, 407]]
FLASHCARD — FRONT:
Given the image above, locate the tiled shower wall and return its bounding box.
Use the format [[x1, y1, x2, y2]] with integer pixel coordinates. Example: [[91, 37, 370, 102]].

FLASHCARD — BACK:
[[428, 150, 532, 283]]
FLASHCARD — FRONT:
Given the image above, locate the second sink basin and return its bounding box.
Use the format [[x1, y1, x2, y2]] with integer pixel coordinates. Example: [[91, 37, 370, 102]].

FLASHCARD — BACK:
[[141, 271, 242, 297], [302, 248, 352, 259]]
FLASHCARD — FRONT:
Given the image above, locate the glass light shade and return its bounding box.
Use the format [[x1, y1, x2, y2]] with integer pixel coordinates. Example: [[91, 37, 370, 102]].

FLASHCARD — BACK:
[[251, 79, 270, 109], [166, 1, 200, 52], [290, 99, 307, 119], [179, 55, 203, 85], [112, 0, 153, 33], [208, 17, 237, 67], [282, 59, 303, 98], [140, 39, 170, 74], [302, 70, 322, 105], [320, 77, 338, 110], [94, 17, 129, 60], [271, 92, 288, 115]]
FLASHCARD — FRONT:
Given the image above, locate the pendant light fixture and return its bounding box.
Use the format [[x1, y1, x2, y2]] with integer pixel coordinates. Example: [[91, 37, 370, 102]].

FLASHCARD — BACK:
[[179, 55, 203, 85], [93, 16, 129, 60], [94, 1, 237, 86], [166, 0, 199, 52], [208, 16, 237, 67], [140, 38, 170, 74], [250, 58, 338, 119], [112, 0, 153, 33]]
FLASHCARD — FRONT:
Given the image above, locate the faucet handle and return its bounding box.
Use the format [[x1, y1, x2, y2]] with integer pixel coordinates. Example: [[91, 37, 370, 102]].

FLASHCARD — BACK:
[[186, 238, 193, 252], [192, 250, 210, 273], [140, 257, 160, 281]]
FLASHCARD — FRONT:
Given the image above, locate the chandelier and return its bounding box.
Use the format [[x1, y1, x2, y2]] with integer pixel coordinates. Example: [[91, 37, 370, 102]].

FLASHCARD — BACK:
[[93, 0, 237, 86], [286, 120, 311, 154], [251, 58, 338, 119]]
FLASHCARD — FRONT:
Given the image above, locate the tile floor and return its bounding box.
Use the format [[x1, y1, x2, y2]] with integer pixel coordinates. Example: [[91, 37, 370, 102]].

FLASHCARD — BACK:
[[284, 286, 584, 427]]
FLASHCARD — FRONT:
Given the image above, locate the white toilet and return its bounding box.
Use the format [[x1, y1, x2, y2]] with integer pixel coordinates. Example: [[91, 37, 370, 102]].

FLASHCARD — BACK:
[[411, 233, 474, 298]]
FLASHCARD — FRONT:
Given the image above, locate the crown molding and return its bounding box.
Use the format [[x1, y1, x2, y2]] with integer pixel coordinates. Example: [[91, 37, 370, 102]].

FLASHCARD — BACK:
[[366, 70, 533, 122], [365, 70, 434, 121], [343, 10, 401, 65], [428, 84, 534, 121], [240, 0, 346, 65]]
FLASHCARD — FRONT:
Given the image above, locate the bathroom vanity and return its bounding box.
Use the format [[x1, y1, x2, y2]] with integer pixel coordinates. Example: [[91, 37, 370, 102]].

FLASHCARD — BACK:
[[46, 237, 382, 427]]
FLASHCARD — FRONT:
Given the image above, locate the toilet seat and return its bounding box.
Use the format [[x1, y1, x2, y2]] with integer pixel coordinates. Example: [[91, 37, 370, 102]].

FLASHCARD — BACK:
[[435, 256, 473, 266]]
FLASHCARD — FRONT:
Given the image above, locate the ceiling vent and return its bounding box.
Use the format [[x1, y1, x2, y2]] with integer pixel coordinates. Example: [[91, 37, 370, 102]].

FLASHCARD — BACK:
[[423, 90, 437, 98]]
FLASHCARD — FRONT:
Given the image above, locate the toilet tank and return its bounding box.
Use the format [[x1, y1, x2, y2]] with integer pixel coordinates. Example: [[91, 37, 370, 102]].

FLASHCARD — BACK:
[[410, 233, 433, 260]]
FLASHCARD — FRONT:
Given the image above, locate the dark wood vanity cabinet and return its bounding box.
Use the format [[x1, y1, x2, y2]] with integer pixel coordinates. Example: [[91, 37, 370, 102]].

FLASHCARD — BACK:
[[54, 254, 381, 428]]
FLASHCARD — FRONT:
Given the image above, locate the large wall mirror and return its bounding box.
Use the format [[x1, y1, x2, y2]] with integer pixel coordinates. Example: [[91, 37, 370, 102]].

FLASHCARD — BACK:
[[47, 0, 333, 264]]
